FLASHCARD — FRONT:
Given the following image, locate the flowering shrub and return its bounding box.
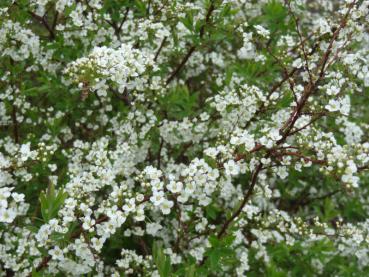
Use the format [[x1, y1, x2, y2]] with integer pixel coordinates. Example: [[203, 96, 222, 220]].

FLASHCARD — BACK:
[[1, 0, 369, 276]]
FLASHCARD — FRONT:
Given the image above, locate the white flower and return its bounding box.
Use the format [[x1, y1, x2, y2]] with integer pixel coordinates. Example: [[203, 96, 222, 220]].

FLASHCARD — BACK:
[[326, 86, 339, 96], [150, 191, 165, 206], [224, 160, 240, 176], [146, 223, 162, 236], [315, 18, 331, 34], [342, 174, 359, 188], [208, 169, 219, 181], [136, 194, 145, 202], [123, 198, 136, 213], [134, 208, 145, 221], [151, 180, 164, 191], [269, 129, 282, 141], [19, 143, 32, 161], [166, 181, 183, 193], [184, 182, 196, 194], [144, 166, 162, 180], [11, 192, 25, 202], [276, 167, 288, 179], [82, 217, 96, 231], [340, 96, 350, 116], [240, 131, 255, 151], [254, 25, 270, 39], [198, 194, 211, 206], [91, 237, 106, 252], [230, 136, 241, 145], [160, 199, 174, 215], [0, 187, 12, 207], [49, 246, 65, 261], [204, 147, 219, 159], [177, 191, 190, 203], [325, 99, 340, 112], [0, 208, 16, 223], [345, 160, 357, 174]]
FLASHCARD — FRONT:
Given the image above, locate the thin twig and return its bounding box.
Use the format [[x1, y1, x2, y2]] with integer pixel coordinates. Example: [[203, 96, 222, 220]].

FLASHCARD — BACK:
[[11, 105, 19, 143], [154, 37, 167, 62], [166, 1, 215, 84]]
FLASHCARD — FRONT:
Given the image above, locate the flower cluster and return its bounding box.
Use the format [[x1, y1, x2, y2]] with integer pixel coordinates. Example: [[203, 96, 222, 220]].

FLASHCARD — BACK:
[[1, 0, 369, 276], [0, 187, 27, 223], [64, 44, 156, 96]]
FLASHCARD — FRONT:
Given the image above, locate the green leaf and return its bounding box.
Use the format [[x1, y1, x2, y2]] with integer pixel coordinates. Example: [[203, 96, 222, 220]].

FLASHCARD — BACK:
[[39, 183, 68, 222], [135, 0, 146, 16], [160, 86, 198, 120], [31, 269, 42, 277], [180, 11, 194, 32], [23, 84, 51, 96], [205, 204, 218, 220], [153, 241, 172, 277], [184, 264, 196, 277]]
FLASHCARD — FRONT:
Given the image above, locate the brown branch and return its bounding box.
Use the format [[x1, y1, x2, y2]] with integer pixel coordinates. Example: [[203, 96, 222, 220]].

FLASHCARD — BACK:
[[244, 66, 300, 128], [316, 2, 356, 81], [300, 189, 342, 206], [108, 7, 130, 39], [287, 1, 314, 84], [11, 105, 19, 144], [166, 1, 215, 84], [279, 1, 356, 143], [157, 138, 164, 168], [28, 11, 55, 40], [51, 11, 59, 35], [288, 112, 327, 136], [166, 46, 196, 85], [273, 151, 326, 165], [118, 7, 130, 32], [217, 163, 263, 238], [154, 37, 167, 62], [112, 87, 131, 106], [211, 1, 357, 255], [266, 47, 298, 103]]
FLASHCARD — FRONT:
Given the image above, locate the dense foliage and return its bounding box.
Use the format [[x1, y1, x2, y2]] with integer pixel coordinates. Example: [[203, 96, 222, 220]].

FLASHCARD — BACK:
[[0, 0, 369, 276]]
